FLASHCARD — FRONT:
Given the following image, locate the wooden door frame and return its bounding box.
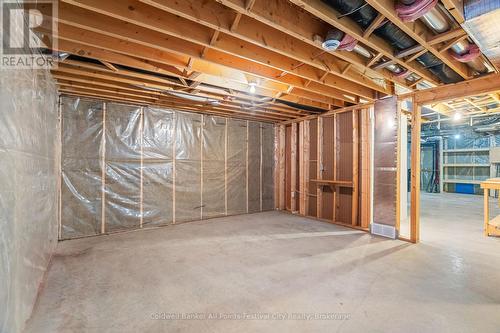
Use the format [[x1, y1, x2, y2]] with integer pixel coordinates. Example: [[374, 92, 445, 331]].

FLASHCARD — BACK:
[[399, 73, 500, 243]]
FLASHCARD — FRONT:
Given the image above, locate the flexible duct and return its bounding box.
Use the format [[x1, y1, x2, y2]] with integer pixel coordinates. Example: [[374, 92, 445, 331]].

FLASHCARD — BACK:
[[395, 0, 438, 22], [397, 1, 488, 74], [323, 28, 373, 57], [323, 0, 463, 83]]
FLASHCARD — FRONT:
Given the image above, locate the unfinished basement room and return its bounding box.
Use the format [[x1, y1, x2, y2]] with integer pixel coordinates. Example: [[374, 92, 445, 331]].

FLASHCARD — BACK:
[[2, 0, 500, 332]]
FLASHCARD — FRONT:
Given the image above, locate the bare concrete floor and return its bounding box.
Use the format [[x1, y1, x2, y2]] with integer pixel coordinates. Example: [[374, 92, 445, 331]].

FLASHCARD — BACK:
[[26, 193, 500, 333]]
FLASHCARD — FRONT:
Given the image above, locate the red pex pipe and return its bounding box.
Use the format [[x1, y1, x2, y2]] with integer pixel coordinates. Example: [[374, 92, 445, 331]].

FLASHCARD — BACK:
[[450, 44, 481, 62], [396, 0, 438, 22]]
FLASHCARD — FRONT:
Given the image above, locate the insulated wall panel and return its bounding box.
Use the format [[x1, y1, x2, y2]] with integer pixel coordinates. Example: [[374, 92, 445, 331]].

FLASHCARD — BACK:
[[142, 108, 174, 227], [227, 119, 248, 215], [373, 97, 398, 227], [248, 122, 261, 213], [308, 119, 318, 217], [105, 162, 142, 231], [61, 98, 103, 238], [142, 162, 173, 226], [321, 117, 334, 220], [175, 113, 202, 222], [262, 123, 275, 211], [202, 116, 226, 219], [336, 112, 354, 224], [60, 98, 274, 238], [0, 56, 58, 333], [105, 104, 142, 232]]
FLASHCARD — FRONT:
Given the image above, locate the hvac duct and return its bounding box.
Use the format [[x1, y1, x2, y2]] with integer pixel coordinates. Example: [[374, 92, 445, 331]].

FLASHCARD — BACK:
[[324, 0, 463, 83], [396, 1, 488, 74], [322, 28, 373, 58]]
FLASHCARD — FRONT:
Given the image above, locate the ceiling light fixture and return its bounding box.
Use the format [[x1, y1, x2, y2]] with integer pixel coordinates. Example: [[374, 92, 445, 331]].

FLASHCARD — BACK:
[[249, 82, 257, 94], [454, 134, 461, 140], [453, 112, 462, 121]]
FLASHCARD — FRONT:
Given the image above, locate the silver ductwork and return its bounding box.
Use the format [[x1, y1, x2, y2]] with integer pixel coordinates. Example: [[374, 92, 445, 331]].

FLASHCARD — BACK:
[[353, 44, 373, 59], [415, 4, 488, 74]]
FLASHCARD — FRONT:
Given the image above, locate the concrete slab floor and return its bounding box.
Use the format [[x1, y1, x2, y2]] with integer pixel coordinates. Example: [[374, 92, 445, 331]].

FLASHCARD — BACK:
[[26, 193, 500, 333]]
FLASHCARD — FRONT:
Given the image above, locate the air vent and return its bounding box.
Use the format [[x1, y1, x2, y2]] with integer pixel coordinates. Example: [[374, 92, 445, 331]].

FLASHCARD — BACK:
[[371, 223, 397, 239]]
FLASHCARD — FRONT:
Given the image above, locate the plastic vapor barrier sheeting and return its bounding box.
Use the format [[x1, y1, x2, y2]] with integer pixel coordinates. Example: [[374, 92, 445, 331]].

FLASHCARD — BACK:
[[60, 97, 275, 239], [261, 123, 275, 211], [202, 116, 226, 219], [61, 98, 104, 238], [227, 119, 248, 215], [0, 67, 58, 332]]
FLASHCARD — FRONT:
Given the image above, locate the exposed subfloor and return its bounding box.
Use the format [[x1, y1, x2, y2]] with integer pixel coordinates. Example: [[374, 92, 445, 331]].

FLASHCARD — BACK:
[[26, 193, 500, 332]]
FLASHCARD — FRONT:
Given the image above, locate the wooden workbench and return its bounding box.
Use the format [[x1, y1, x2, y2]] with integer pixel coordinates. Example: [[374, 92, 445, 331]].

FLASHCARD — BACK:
[[480, 178, 500, 237]]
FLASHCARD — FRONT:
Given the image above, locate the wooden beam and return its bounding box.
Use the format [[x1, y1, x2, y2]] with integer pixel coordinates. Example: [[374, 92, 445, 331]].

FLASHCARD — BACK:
[[299, 121, 305, 215], [428, 28, 467, 46], [364, 0, 471, 80], [59, 1, 378, 101], [406, 73, 500, 105], [439, 35, 468, 53], [333, 113, 339, 223], [54, 70, 306, 117], [100, 60, 118, 71], [291, 122, 298, 213], [363, 13, 385, 38], [410, 100, 421, 243], [209, 0, 414, 89], [289, 0, 439, 85], [441, 0, 465, 24], [230, 12, 242, 32], [352, 109, 359, 226], [406, 49, 427, 64], [303, 120, 310, 215], [360, 107, 371, 229], [54, 64, 294, 120], [53, 40, 331, 112], [316, 116, 323, 218], [367, 53, 383, 68], [278, 125, 286, 210]]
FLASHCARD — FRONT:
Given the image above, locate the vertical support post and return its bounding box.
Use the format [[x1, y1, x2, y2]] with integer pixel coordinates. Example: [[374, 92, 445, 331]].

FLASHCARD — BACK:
[[246, 121, 249, 213], [333, 114, 339, 223], [291, 122, 298, 213], [484, 188, 489, 236], [299, 121, 305, 215], [439, 137, 444, 194], [278, 125, 286, 210], [58, 97, 63, 240], [410, 99, 421, 243], [172, 112, 176, 224], [396, 100, 402, 233], [360, 107, 372, 229], [303, 120, 310, 216], [225, 118, 228, 215], [352, 109, 359, 226], [260, 124, 263, 211], [101, 102, 107, 234], [140, 107, 144, 228], [200, 115, 204, 220], [317, 117, 323, 218]]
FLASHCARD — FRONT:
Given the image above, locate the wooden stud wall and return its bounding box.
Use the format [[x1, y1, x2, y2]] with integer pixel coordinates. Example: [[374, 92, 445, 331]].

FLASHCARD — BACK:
[[276, 106, 372, 231]]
